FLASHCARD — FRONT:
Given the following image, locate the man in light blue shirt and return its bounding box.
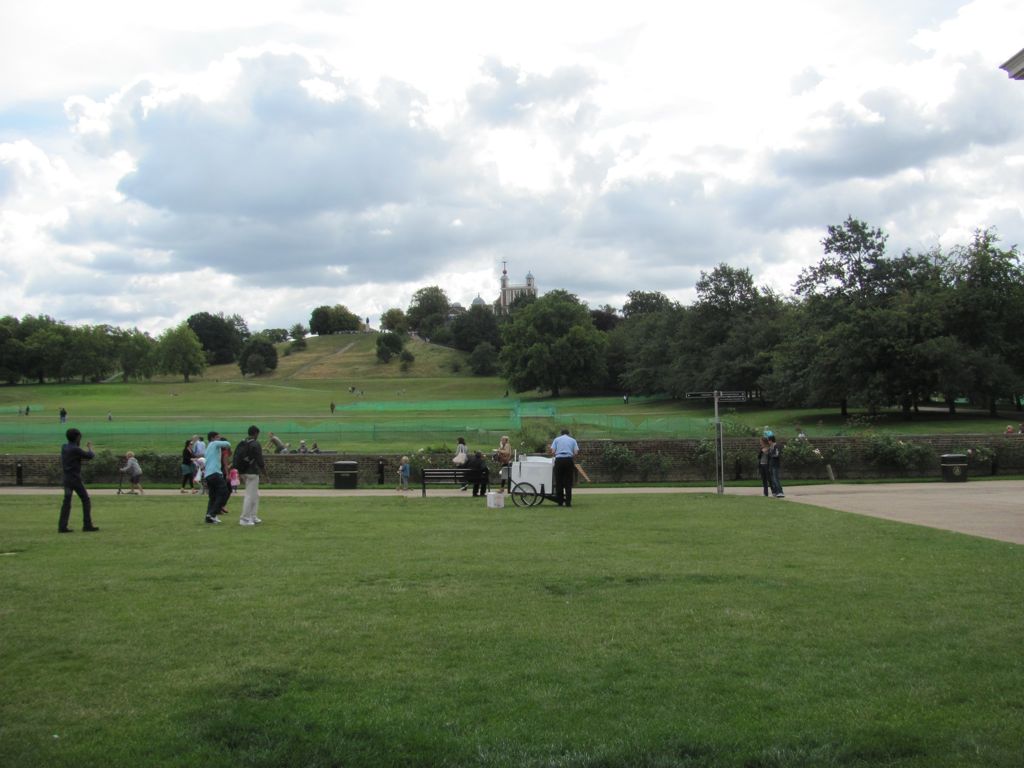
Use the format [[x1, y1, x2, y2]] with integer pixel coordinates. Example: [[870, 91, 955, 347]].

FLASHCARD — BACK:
[[549, 428, 580, 507], [203, 430, 232, 524]]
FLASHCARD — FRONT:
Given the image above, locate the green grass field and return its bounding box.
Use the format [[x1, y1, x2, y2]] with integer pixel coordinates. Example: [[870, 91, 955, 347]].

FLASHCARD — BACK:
[[2, 493, 1021, 767], [1, 332, 1022, 455]]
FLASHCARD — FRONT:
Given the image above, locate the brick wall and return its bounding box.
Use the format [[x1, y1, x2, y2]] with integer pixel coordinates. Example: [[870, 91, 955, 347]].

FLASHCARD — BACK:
[[4, 435, 1023, 487]]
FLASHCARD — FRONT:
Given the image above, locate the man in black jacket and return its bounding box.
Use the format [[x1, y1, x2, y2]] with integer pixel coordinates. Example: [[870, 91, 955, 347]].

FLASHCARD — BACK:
[[235, 425, 270, 526], [466, 451, 489, 497], [58, 428, 99, 533]]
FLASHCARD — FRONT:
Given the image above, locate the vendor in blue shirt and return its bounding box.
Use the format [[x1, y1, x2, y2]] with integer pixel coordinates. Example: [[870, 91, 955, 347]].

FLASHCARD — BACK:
[[549, 428, 580, 507]]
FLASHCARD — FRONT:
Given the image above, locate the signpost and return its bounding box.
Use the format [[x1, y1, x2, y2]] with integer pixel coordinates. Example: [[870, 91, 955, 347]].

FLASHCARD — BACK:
[[685, 390, 747, 494]]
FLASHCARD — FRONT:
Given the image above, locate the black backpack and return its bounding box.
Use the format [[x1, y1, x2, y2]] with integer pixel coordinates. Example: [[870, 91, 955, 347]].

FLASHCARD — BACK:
[[232, 439, 256, 473]]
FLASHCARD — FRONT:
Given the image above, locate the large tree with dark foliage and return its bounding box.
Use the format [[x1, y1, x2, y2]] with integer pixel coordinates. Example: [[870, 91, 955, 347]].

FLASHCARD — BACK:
[[310, 304, 362, 335], [187, 312, 244, 365], [499, 290, 606, 397], [239, 338, 279, 376], [406, 286, 450, 339], [451, 305, 501, 352]]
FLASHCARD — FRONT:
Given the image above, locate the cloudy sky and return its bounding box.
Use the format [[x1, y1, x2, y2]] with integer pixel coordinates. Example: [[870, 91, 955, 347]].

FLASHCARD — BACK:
[[1, 1, 1023, 334]]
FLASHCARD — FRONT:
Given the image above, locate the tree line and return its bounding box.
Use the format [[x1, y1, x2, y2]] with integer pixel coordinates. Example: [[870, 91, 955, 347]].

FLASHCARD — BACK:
[[379, 218, 1024, 413], [3, 218, 1022, 416]]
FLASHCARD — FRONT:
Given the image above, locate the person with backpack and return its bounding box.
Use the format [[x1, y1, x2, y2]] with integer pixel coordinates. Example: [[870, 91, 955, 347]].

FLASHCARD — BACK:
[[234, 425, 270, 526]]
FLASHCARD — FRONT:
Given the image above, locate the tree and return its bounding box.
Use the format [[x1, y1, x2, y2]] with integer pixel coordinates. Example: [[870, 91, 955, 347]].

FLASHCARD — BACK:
[[945, 228, 1024, 413], [406, 286, 450, 338], [671, 265, 782, 396], [239, 338, 278, 375], [289, 323, 308, 351], [257, 328, 291, 344], [499, 290, 607, 396], [187, 312, 244, 365], [609, 302, 687, 395], [376, 331, 404, 362], [0, 317, 24, 384], [469, 341, 499, 375], [622, 290, 675, 318], [156, 323, 207, 382], [589, 304, 620, 332], [399, 349, 415, 372], [309, 305, 361, 335], [451, 305, 501, 352], [780, 218, 946, 415], [113, 328, 157, 382], [65, 325, 116, 383], [380, 308, 408, 334]]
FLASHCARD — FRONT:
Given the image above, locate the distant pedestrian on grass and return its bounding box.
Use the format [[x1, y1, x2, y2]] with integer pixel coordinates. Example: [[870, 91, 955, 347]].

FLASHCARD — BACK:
[[757, 436, 771, 497], [330, 400, 336, 414], [202, 431, 232, 525], [120, 451, 144, 494], [58, 428, 98, 533], [453, 437, 469, 490], [59, 407, 67, 423], [181, 438, 196, 493], [768, 435, 785, 498], [397, 456, 410, 492], [495, 435, 512, 492]]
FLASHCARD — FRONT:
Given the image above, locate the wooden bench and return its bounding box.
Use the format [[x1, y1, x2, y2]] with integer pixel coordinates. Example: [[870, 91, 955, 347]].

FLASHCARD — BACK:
[[420, 467, 484, 497]]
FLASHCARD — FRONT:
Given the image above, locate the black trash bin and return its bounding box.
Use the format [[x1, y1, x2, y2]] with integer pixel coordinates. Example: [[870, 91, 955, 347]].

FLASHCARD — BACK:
[[940, 453, 968, 482], [333, 460, 358, 489]]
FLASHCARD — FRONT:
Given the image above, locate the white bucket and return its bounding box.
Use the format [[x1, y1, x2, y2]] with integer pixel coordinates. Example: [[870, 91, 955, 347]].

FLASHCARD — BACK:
[[486, 491, 505, 509]]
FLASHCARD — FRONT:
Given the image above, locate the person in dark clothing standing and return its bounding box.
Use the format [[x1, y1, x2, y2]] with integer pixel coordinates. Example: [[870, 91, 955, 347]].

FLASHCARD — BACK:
[[757, 436, 771, 497], [59, 428, 98, 533], [466, 451, 489, 497], [768, 434, 785, 498]]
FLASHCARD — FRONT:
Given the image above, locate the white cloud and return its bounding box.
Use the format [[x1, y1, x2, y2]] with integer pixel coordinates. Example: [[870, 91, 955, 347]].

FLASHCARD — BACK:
[[0, 1, 1022, 333]]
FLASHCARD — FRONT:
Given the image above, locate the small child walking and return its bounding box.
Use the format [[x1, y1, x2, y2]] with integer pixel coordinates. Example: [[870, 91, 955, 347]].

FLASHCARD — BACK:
[[120, 451, 144, 494]]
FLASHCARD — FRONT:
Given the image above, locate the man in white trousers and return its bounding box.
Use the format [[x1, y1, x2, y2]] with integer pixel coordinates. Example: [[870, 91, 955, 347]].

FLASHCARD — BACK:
[[233, 425, 270, 526]]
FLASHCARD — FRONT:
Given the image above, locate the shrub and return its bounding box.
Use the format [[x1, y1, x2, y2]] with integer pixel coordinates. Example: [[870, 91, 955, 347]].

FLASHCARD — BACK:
[[699, 437, 775, 480], [636, 451, 671, 481], [863, 434, 934, 473], [376, 332, 404, 363], [239, 338, 278, 375], [781, 439, 824, 470], [601, 443, 636, 481], [513, 420, 557, 454]]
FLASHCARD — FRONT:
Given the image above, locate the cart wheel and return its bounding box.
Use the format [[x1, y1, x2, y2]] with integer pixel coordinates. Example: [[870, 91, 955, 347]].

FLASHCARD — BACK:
[[510, 481, 538, 507]]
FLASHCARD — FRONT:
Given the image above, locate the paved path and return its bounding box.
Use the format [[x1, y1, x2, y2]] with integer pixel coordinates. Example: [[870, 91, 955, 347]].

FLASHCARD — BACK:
[[3, 481, 1021, 545]]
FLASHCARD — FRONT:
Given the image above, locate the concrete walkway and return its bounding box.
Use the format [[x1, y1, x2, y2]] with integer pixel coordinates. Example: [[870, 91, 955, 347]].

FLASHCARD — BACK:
[[3, 480, 1022, 545]]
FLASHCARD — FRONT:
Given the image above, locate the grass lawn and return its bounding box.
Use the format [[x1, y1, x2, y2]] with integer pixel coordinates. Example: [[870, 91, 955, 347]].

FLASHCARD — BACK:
[[2, 332, 1023, 454], [1, 493, 1021, 767]]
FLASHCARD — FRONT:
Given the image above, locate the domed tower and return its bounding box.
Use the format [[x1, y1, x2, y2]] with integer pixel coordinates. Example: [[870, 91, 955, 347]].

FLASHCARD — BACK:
[[526, 271, 535, 291]]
